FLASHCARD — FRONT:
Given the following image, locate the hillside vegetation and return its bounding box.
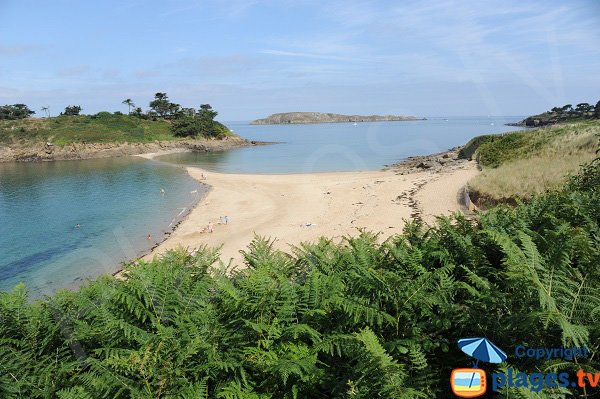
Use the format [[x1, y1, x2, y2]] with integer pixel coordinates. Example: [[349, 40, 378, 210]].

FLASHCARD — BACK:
[[469, 120, 599, 201], [509, 100, 600, 127], [0, 94, 232, 147], [0, 153, 598, 397], [0, 114, 173, 145]]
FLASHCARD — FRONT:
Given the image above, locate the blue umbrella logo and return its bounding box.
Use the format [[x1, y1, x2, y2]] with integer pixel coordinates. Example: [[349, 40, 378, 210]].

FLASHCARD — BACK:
[[458, 337, 507, 367], [456, 337, 507, 392]]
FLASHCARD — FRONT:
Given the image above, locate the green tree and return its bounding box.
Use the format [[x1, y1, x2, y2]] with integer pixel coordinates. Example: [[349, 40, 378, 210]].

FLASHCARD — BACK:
[[121, 98, 135, 114], [0, 104, 35, 120], [131, 106, 145, 118], [199, 103, 218, 120], [171, 104, 224, 138], [561, 104, 573, 113], [594, 100, 600, 118], [40, 106, 50, 117], [61, 105, 82, 116], [149, 92, 180, 118], [575, 102, 592, 116]]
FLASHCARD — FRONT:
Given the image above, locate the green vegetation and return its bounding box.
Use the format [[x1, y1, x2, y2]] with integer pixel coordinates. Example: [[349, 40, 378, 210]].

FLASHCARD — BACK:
[[0, 155, 598, 398], [0, 113, 175, 145], [469, 120, 599, 200], [61, 105, 82, 116], [0, 93, 232, 145], [172, 104, 229, 138], [515, 100, 600, 127], [0, 104, 35, 120]]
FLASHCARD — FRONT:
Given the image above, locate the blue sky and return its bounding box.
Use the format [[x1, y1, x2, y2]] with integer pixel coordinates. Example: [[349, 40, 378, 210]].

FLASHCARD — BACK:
[[0, 0, 598, 120]]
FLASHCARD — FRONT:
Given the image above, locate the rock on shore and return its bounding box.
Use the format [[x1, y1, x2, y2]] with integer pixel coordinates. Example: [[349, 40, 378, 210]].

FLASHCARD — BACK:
[[251, 112, 424, 125], [385, 146, 469, 175], [0, 136, 265, 162]]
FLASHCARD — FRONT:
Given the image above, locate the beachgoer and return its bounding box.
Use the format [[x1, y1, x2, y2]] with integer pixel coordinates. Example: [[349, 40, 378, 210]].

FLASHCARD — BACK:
[[224, 216, 228, 225], [75, 223, 81, 229], [201, 173, 206, 180], [146, 234, 152, 240], [208, 221, 214, 233], [160, 188, 165, 196]]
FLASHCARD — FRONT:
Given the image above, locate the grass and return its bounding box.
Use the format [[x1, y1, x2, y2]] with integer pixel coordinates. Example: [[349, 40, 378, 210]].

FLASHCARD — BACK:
[[0, 113, 202, 146], [469, 120, 599, 200]]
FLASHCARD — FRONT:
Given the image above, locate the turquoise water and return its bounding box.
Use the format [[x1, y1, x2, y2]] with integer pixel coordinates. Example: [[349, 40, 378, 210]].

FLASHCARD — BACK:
[[158, 117, 526, 173], [0, 116, 526, 297], [0, 157, 206, 297]]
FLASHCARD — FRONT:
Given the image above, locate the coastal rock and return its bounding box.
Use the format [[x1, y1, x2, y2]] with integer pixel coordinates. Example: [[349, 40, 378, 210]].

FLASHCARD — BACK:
[[386, 146, 465, 175], [0, 136, 272, 163], [251, 112, 425, 125]]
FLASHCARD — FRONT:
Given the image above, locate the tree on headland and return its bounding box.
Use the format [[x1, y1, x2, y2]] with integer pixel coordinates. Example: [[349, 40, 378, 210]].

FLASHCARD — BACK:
[[199, 103, 218, 120], [171, 103, 226, 138], [561, 104, 573, 113], [122, 99, 135, 114], [41, 106, 50, 117], [575, 102, 592, 116], [61, 105, 82, 116], [0, 104, 35, 120], [131, 106, 145, 118], [149, 92, 180, 118], [522, 101, 599, 126]]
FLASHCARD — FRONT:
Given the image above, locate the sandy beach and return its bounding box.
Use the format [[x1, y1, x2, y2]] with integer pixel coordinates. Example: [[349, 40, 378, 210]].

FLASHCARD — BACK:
[[142, 160, 479, 265]]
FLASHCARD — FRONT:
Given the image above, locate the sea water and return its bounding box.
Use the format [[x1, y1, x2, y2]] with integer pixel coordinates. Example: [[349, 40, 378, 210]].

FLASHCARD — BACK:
[[0, 116, 526, 297], [158, 116, 526, 173], [0, 157, 206, 297]]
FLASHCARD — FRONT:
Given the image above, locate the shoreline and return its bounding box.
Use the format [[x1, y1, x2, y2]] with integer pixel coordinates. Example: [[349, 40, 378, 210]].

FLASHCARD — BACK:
[[134, 149, 478, 268], [113, 184, 210, 278], [0, 136, 271, 163]]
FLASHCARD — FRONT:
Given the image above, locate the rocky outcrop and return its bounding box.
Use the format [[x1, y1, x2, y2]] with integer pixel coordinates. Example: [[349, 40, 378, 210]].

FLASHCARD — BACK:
[[251, 112, 424, 125], [385, 146, 468, 175], [0, 136, 267, 163]]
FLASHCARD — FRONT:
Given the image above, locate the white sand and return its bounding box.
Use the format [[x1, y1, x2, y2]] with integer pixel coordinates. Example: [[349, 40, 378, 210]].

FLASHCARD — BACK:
[[143, 162, 478, 265]]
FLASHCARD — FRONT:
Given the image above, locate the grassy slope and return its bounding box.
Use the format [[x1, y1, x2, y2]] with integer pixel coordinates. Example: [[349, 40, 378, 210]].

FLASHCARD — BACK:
[[469, 120, 599, 200], [0, 113, 232, 146]]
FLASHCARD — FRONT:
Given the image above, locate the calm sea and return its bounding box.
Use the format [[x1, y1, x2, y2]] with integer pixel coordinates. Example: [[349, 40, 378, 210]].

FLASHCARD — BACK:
[[158, 116, 526, 173], [0, 116, 525, 297], [0, 157, 206, 297]]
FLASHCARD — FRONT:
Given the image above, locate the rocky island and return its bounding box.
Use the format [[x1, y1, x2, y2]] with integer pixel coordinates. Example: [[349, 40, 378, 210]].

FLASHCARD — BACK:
[[251, 112, 424, 125]]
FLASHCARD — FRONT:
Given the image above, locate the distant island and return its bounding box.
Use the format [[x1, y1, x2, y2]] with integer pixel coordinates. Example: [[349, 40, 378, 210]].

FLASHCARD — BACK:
[[251, 112, 425, 125]]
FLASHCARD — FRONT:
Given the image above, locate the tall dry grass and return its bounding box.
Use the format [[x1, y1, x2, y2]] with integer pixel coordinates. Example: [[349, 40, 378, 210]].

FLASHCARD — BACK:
[[469, 122, 598, 200]]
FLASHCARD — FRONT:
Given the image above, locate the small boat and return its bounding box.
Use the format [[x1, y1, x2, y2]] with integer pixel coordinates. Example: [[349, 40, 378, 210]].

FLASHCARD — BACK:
[[353, 122, 357, 126]]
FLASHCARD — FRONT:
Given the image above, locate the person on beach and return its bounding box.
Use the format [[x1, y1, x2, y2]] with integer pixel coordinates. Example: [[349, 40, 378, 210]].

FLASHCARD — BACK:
[[146, 233, 152, 240], [208, 221, 214, 233], [224, 216, 228, 225], [160, 188, 165, 196], [201, 173, 206, 180], [75, 223, 81, 229]]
